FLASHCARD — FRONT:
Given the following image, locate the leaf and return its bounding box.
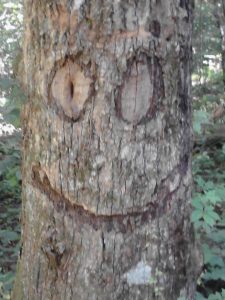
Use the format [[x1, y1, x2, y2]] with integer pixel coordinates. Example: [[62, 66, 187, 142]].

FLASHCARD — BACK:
[[205, 190, 222, 204], [204, 181, 215, 191], [193, 110, 210, 135], [203, 214, 216, 227], [191, 210, 203, 222], [192, 198, 204, 210], [203, 244, 214, 263], [207, 255, 224, 268], [0, 272, 14, 284], [207, 230, 225, 243], [206, 210, 220, 221], [195, 176, 207, 189], [216, 186, 225, 202], [193, 220, 203, 230], [208, 292, 223, 300], [0, 230, 19, 244], [195, 292, 207, 300], [203, 264, 225, 281], [219, 212, 225, 222]]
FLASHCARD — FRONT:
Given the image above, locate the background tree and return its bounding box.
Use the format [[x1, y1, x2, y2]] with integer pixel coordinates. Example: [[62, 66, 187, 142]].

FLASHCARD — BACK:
[[11, 0, 200, 299], [191, 1, 225, 299], [193, 0, 221, 85], [213, 0, 225, 90]]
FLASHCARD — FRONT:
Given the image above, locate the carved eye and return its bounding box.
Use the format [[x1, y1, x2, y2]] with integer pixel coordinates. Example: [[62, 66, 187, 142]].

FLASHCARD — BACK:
[[51, 61, 91, 120], [116, 55, 164, 125], [120, 60, 152, 124]]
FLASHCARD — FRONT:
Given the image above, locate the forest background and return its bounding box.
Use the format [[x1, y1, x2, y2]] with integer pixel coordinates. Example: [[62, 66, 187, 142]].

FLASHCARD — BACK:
[[0, 0, 225, 299]]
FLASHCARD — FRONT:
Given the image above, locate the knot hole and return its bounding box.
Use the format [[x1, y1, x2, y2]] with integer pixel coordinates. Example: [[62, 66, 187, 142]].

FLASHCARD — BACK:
[[69, 81, 74, 100]]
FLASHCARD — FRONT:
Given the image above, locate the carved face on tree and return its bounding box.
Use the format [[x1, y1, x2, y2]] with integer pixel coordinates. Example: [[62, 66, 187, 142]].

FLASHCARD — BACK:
[[14, 1, 198, 300]]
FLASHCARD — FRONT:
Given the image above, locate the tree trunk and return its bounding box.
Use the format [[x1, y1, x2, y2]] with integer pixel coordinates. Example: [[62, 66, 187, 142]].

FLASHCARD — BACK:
[[13, 0, 200, 299], [214, 0, 225, 90]]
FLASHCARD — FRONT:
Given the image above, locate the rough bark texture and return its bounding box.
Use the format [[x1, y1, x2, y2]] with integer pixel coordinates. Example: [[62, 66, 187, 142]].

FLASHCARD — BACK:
[[13, 0, 200, 299]]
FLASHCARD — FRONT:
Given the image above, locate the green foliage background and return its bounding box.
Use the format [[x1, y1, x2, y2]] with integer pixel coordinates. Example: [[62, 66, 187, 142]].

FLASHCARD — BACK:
[[192, 1, 225, 299], [0, 1, 23, 299]]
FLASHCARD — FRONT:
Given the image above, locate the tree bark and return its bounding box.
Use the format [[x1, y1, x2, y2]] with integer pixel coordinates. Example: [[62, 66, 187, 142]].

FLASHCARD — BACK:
[[13, 0, 200, 299], [214, 0, 225, 90]]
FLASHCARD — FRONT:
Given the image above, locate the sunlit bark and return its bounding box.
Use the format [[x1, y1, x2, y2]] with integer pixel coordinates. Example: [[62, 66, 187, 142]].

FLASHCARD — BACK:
[[13, 1, 200, 299]]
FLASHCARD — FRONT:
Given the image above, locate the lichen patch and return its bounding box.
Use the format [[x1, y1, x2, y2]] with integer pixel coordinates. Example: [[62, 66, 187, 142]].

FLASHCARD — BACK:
[[123, 261, 152, 286]]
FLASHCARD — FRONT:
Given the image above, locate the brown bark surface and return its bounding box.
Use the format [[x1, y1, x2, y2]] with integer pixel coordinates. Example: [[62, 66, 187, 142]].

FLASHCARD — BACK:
[[13, 0, 200, 299]]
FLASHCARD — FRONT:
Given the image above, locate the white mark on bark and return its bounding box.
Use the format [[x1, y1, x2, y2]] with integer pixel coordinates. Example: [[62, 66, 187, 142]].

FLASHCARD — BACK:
[[123, 261, 152, 286], [74, 0, 84, 10]]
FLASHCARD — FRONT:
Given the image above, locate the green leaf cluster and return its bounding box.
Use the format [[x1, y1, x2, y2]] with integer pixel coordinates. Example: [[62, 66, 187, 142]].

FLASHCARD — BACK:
[[191, 178, 224, 230], [192, 146, 225, 298], [196, 290, 225, 300]]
